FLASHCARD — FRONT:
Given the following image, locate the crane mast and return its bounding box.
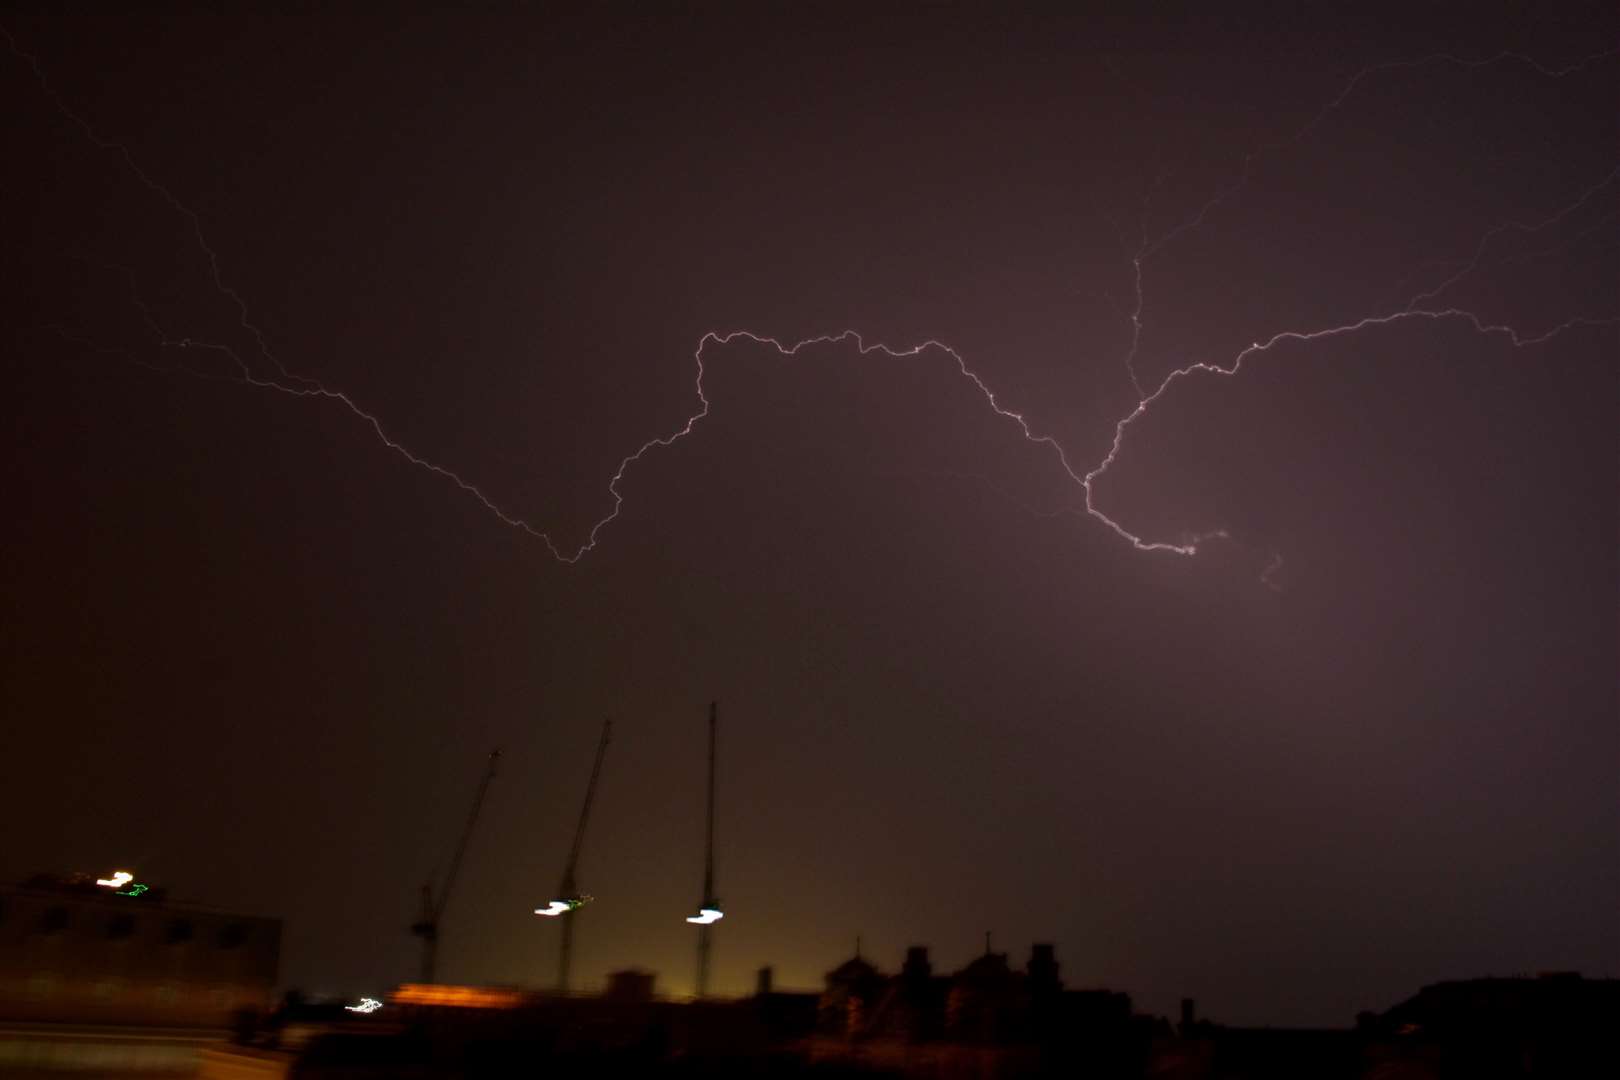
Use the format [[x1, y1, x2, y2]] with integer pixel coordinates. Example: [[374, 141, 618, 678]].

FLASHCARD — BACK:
[[535, 718, 612, 992], [686, 701, 723, 996], [409, 747, 501, 984]]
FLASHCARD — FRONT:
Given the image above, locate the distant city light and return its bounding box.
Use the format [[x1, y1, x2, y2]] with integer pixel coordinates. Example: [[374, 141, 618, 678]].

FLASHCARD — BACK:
[[346, 997, 383, 1014], [686, 907, 723, 925], [534, 896, 590, 917], [392, 984, 525, 1009]]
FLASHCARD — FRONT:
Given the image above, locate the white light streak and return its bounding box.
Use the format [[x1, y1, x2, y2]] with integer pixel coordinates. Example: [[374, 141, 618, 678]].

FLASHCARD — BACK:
[[534, 895, 590, 917]]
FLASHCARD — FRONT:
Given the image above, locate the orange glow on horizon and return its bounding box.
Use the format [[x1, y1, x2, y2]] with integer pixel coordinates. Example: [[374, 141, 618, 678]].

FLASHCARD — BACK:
[[390, 984, 528, 1009]]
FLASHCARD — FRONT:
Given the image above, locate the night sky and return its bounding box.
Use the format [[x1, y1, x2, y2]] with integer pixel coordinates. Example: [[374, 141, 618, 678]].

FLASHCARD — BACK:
[[3, 5, 1616, 1027]]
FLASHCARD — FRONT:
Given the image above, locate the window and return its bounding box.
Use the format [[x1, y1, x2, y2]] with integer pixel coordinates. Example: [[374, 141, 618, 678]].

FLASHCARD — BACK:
[[107, 914, 136, 939], [166, 919, 195, 944], [39, 906, 70, 934], [217, 923, 250, 948]]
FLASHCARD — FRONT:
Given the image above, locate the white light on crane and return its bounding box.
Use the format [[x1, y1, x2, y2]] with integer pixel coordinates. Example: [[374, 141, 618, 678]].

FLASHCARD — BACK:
[[95, 871, 134, 889], [345, 998, 383, 1014], [534, 896, 590, 917], [686, 907, 723, 925]]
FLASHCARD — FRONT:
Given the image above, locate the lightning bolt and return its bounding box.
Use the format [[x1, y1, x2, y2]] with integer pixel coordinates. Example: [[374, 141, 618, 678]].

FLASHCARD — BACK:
[[1402, 165, 1620, 312], [1300, 46, 1620, 142], [8, 23, 1615, 573]]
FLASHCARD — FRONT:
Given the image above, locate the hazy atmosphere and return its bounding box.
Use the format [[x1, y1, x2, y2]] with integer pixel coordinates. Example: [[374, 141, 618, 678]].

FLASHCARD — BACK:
[[4, 4, 1616, 1029]]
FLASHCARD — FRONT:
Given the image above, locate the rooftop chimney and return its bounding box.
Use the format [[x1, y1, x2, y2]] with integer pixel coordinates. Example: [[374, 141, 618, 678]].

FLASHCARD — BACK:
[[1028, 943, 1060, 991]]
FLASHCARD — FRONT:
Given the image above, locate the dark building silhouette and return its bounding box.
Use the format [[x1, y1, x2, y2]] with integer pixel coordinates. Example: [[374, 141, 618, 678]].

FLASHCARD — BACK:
[[809, 940, 1146, 1075], [945, 942, 1020, 1042], [0, 874, 280, 1029], [174, 940, 1611, 1079], [817, 947, 886, 1036], [604, 968, 656, 1002], [1357, 973, 1619, 1079], [1140, 973, 1620, 1079]]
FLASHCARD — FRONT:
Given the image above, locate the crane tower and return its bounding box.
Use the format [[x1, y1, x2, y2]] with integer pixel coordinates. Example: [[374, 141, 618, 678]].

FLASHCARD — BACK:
[[686, 701, 723, 996], [409, 747, 501, 984], [534, 718, 612, 992]]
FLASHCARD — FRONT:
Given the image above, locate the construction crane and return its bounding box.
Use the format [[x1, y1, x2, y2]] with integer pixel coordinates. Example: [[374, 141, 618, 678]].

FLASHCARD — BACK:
[[686, 701, 723, 996], [408, 747, 500, 984], [533, 718, 612, 992]]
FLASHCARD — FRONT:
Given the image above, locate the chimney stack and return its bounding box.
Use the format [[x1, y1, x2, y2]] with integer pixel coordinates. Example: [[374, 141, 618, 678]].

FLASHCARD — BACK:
[[1028, 943, 1060, 991], [903, 946, 932, 981]]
